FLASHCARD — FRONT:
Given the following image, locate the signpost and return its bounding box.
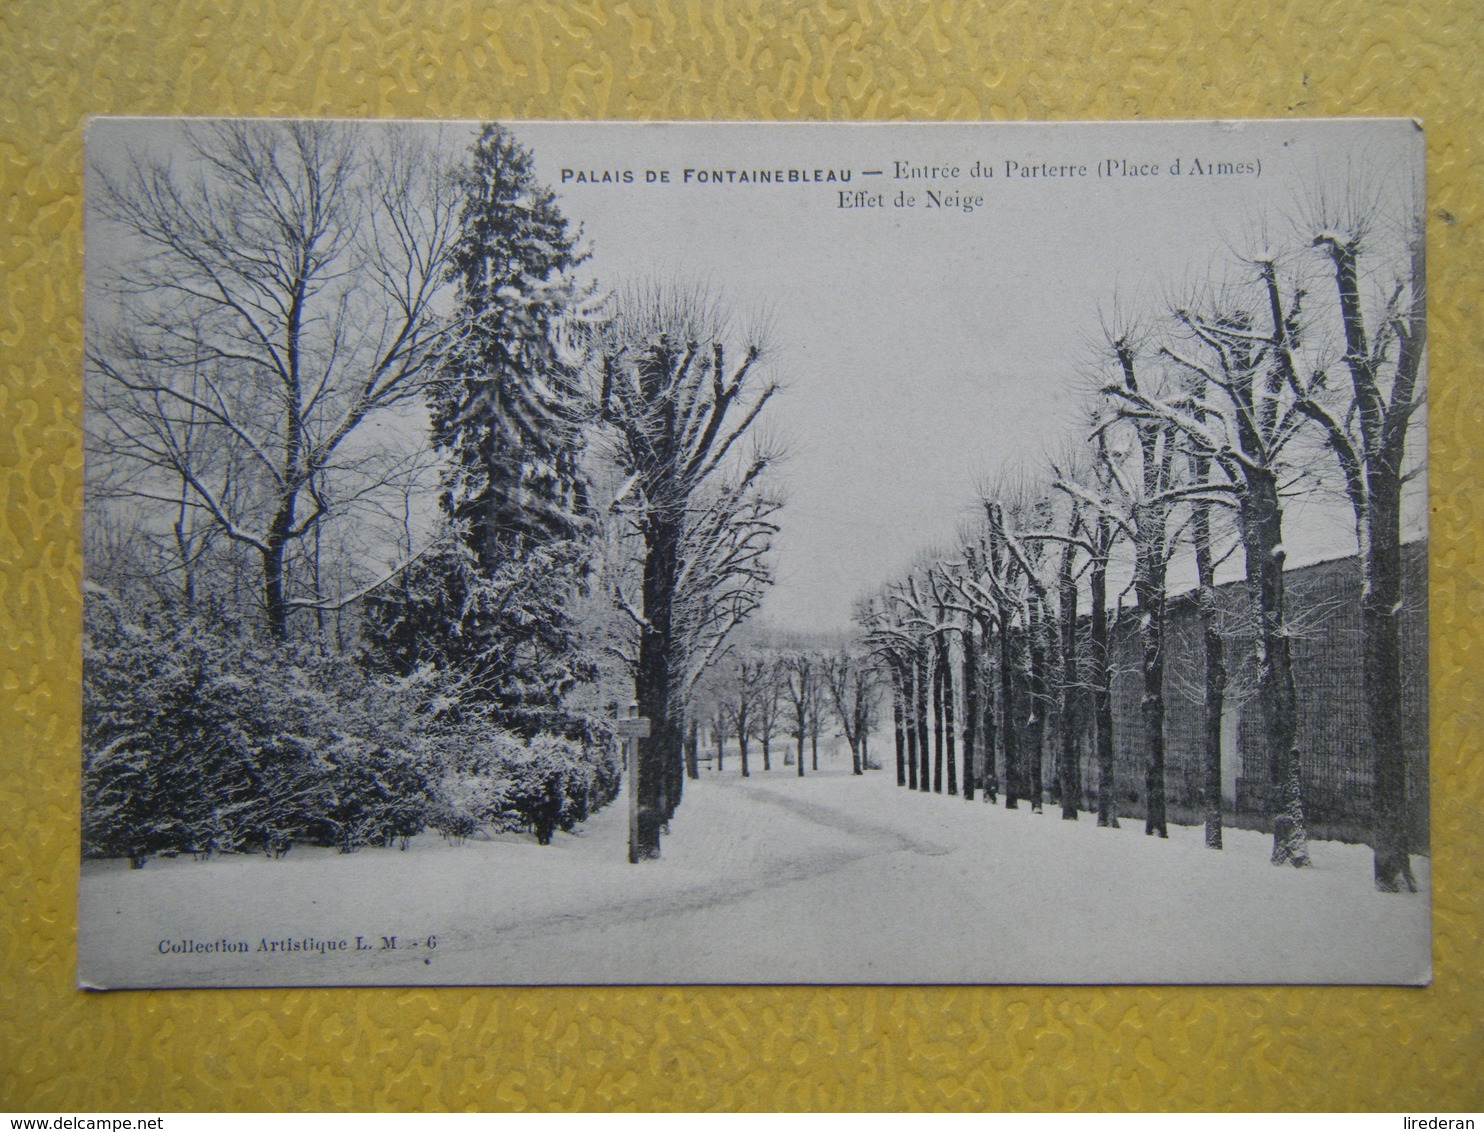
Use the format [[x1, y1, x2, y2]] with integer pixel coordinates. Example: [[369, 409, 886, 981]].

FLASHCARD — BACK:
[[617, 706, 651, 864]]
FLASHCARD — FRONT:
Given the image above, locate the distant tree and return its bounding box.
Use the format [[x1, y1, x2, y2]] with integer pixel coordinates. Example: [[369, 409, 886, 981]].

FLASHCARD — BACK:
[[780, 653, 817, 778], [755, 659, 783, 771], [725, 653, 773, 778], [824, 646, 879, 776]]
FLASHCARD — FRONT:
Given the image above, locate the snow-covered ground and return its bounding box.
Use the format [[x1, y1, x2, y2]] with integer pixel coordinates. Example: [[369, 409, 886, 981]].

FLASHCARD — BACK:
[[78, 759, 1431, 988]]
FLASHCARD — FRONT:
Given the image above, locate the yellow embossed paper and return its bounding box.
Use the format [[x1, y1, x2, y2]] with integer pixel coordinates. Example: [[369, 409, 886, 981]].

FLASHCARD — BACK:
[[4, 0, 1482, 1112]]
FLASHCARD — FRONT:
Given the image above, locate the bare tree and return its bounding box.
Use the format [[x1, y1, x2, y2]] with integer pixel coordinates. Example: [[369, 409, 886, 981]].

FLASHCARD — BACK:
[[595, 283, 780, 857], [780, 653, 817, 778], [670, 481, 783, 706], [1183, 412, 1238, 848], [1286, 187, 1426, 891], [87, 121, 463, 639], [887, 571, 946, 795], [1049, 434, 1127, 828], [1097, 336, 1190, 838], [948, 505, 1024, 808], [859, 592, 917, 789], [824, 646, 878, 776], [982, 485, 1062, 815], [755, 658, 783, 772], [1111, 274, 1322, 866], [724, 651, 779, 778]]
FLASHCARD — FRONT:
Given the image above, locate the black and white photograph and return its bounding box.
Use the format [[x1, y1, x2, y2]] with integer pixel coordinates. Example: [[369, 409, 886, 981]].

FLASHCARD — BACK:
[[79, 118, 1429, 988]]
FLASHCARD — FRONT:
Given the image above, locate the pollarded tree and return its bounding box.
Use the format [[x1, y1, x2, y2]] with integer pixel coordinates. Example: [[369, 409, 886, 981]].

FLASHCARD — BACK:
[[86, 121, 463, 640], [1009, 472, 1093, 822], [884, 578, 931, 795], [859, 592, 918, 789], [1098, 335, 1189, 839], [596, 284, 780, 858], [948, 507, 1024, 808], [980, 484, 1062, 815], [937, 551, 988, 803], [1112, 276, 1321, 866], [1287, 185, 1427, 892]]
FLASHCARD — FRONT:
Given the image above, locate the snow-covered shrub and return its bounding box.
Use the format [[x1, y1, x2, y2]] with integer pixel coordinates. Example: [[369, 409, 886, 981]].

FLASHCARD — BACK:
[[419, 722, 620, 846], [317, 739, 430, 853], [83, 588, 621, 862], [82, 589, 429, 864], [82, 589, 316, 863], [501, 738, 579, 845]]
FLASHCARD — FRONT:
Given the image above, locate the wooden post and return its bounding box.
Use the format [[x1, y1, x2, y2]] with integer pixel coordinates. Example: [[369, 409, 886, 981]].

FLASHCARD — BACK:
[[617, 703, 652, 864]]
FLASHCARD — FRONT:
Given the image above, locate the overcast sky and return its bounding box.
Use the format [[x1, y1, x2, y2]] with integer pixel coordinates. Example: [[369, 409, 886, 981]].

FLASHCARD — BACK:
[[86, 118, 1425, 634], [517, 119, 1425, 632]]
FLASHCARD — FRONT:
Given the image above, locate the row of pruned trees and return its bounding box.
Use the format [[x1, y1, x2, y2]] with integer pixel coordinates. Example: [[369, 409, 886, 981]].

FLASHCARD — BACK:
[[862, 182, 1425, 891]]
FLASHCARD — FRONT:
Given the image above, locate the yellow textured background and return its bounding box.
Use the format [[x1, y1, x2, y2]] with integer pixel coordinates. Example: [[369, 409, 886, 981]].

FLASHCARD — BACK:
[[2, 0, 1481, 1113]]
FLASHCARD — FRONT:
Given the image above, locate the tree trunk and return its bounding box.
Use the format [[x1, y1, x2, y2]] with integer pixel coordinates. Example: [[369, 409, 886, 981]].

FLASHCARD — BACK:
[[1366, 483, 1417, 891], [262, 529, 290, 641], [715, 711, 725, 773], [796, 730, 805, 778], [1025, 597, 1048, 814], [665, 734, 683, 819], [940, 633, 957, 796], [1057, 531, 1080, 820], [962, 623, 978, 802], [1241, 470, 1310, 867], [1192, 498, 1226, 849], [1131, 508, 1168, 839], [999, 605, 1018, 809], [980, 618, 998, 803], [1090, 554, 1118, 828], [915, 647, 931, 792], [932, 643, 945, 793], [893, 672, 907, 786], [686, 717, 700, 780], [904, 670, 918, 790], [634, 515, 681, 858]]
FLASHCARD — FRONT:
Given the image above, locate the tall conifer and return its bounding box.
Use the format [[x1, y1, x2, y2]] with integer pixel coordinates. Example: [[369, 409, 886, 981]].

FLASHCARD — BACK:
[[429, 124, 596, 566]]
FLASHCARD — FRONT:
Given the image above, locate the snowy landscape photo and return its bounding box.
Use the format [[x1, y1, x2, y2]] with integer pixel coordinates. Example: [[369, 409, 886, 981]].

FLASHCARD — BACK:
[[79, 119, 1430, 987]]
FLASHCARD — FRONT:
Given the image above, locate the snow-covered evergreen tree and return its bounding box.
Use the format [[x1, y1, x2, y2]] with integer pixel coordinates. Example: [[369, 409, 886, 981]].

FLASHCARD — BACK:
[[364, 125, 607, 744], [429, 124, 598, 567], [359, 534, 598, 739]]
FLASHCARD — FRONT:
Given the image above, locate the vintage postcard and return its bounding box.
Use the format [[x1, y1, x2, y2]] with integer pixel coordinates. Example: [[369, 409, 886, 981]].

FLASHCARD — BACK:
[[79, 119, 1429, 987]]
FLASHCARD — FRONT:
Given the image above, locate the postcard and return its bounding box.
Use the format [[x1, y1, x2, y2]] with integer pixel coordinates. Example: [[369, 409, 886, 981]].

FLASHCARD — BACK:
[[79, 118, 1429, 987]]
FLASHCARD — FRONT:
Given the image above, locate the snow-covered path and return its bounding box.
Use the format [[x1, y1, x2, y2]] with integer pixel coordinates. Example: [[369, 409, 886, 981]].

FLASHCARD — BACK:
[[78, 764, 1430, 987]]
